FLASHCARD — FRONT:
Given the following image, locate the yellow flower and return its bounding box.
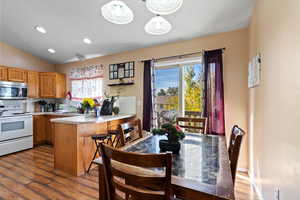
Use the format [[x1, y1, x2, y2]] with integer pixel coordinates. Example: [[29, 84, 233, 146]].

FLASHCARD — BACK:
[[88, 99, 95, 107], [82, 98, 95, 108]]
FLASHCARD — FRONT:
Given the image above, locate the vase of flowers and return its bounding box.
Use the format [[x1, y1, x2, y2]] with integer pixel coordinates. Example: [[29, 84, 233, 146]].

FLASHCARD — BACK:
[[81, 98, 95, 118], [152, 123, 185, 154]]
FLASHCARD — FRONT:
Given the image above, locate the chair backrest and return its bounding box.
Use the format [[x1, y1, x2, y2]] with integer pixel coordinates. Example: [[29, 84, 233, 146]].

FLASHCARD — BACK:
[[228, 125, 245, 184], [100, 143, 172, 200], [176, 117, 207, 134], [118, 119, 143, 147]]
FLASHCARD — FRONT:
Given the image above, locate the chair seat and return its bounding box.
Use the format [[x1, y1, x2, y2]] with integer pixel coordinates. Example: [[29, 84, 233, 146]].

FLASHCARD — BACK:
[[112, 160, 164, 177], [108, 130, 119, 135], [91, 134, 110, 140]]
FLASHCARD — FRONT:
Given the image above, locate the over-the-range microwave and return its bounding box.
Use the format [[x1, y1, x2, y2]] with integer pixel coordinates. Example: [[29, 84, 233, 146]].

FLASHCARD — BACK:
[[0, 81, 27, 100]]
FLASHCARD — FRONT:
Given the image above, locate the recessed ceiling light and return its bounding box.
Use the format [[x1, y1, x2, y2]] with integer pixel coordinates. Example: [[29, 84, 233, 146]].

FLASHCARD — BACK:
[[34, 26, 47, 34], [83, 38, 92, 44], [48, 48, 56, 54]]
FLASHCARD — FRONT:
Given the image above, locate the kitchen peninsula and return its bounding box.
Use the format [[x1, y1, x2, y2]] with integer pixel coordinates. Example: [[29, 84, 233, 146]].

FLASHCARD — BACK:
[[51, 114, 135, 176]]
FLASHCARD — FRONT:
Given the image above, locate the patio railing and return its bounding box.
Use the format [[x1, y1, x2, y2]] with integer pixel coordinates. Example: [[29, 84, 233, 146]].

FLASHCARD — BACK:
[[156, 108, 203, 128]]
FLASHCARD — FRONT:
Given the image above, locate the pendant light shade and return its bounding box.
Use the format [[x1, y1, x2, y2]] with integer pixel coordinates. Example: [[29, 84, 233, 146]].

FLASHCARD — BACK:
[[101, 0, 134, 24], [146, 0, 183, 15], [144, 16, 172, 35]]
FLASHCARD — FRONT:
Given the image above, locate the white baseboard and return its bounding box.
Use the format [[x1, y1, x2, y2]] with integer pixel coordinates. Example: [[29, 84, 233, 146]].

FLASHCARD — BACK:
[[248, 172, 264, 200]]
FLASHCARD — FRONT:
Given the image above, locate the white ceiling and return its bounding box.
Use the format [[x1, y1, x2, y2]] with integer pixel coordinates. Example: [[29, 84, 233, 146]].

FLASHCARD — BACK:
[[0, 0, 255, 64]]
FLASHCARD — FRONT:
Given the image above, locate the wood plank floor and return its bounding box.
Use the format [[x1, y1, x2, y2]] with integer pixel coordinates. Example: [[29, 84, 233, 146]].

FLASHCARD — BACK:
[[0, 146, 259, 200]]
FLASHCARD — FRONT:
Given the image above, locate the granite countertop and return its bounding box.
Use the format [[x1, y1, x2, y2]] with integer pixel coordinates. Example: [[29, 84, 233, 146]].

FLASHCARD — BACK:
[[32, 112, 84, 116], [50, 114, 135, 124]]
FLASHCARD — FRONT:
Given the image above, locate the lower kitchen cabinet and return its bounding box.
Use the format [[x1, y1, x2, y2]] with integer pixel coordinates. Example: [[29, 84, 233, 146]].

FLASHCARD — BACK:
[[33, 115, 68, 146], [33, 115, 46, 146], [44, 116, 53, 145]]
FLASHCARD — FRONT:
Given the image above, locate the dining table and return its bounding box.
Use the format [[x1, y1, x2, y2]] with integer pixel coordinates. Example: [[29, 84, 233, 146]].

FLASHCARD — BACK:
[[93, 133, 235, 200]]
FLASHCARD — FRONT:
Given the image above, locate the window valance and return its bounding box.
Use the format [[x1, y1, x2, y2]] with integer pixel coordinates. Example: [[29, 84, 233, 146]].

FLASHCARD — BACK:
[[69, 65, 104, 80]]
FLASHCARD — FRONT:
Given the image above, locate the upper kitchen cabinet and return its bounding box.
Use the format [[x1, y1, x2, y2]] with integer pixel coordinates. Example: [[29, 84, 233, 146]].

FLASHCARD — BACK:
[[27, 71, 40, 98], [40, 72, 66, 98], [0, 66, 8, 81], [7, 68, 27, 82]]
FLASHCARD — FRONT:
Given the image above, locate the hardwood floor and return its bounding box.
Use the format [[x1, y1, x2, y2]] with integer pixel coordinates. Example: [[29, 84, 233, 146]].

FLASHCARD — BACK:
[[0, 146, 259, 200]]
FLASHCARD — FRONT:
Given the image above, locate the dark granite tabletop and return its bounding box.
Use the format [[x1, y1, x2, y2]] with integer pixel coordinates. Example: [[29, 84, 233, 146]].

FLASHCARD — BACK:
[[123, 133, 234, 200]]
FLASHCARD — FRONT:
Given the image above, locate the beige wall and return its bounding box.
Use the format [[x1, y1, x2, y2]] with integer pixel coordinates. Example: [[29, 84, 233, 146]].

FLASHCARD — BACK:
[[56, 28, 249, 170], [0, 41, 55, 72], [248, 0, 300, 199]]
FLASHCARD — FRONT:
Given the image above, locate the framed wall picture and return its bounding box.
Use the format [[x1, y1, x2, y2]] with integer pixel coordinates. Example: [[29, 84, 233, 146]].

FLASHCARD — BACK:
[[113, 72, 118, 79], [118, 67, 125, 78], [109, 61, 135, 80]]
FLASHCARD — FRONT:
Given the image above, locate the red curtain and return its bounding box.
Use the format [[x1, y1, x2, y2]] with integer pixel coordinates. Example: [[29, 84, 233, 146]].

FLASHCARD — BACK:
[[204, 49, 225, 135]]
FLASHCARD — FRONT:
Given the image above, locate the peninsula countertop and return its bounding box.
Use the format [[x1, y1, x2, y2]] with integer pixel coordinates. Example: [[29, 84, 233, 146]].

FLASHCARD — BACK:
[[50, 114, 135, 124], [32, 112, 83, 116], [52, 113, 135, 176]]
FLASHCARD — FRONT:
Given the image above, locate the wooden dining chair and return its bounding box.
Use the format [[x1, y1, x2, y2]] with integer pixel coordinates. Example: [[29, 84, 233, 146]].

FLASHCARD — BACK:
[[100, 143, 173, 200], [116, 119, 143, 147], [176, 117, 207, 134], [228, 125, 245, 184]]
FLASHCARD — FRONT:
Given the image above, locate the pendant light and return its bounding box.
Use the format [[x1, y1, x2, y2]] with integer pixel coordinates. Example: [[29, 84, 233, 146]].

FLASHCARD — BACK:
[[144, 15, 172, 35], [101, 0, 134, 24], [146, 0, 183, 15]]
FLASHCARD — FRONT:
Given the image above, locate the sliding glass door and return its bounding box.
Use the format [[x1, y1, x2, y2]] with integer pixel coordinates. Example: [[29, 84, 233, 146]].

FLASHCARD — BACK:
[[154, 58, 204, 127]]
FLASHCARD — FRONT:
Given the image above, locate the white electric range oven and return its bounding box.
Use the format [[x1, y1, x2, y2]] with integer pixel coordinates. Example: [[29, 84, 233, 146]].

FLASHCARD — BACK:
[[0, 100, 33, 156]]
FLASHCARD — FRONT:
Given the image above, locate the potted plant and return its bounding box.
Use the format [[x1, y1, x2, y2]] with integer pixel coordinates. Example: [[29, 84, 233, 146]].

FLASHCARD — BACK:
[[112, 106, 120, 115], [152, 123, 185, 154]]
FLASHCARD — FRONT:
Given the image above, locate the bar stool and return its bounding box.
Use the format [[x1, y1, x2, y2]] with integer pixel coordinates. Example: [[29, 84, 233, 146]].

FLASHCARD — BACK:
[[107, 129, 120, 147], [87, 134, 111, 174]]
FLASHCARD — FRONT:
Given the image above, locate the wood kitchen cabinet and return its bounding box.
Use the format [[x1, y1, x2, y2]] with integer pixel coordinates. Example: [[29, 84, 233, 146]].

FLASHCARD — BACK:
[[34, 115, 68, 146], [46, 115, 68, 145], [33, 115, 46, 146], [45, 116, 53, 145], [27, 71, 40, 98], [45, 116, 62, 145], [0, 66, 8, 81], [7, 68, 27, 82], [0, 66, 68, 99], [40, 72, 66, 98]]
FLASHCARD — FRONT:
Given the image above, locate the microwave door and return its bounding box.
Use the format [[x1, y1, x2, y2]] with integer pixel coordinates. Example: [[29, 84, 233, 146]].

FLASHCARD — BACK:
[[0, 86, 21, 99]]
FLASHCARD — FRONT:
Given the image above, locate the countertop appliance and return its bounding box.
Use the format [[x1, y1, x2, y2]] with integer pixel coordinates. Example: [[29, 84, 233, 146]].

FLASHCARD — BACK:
[[0, 100, 33, 156], [0, 81, 27, 100], [100, 99, 113, 116]]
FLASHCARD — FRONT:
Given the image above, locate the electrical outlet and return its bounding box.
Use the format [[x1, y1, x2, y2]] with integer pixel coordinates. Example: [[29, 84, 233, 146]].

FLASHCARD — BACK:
[[274, 188, 280, 200]]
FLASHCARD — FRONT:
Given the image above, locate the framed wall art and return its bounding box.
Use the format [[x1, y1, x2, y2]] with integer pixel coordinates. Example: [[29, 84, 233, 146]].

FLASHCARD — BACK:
[[109, 61, 135, 80]]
